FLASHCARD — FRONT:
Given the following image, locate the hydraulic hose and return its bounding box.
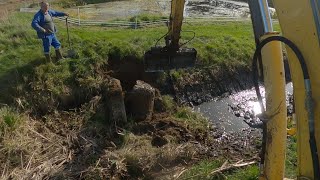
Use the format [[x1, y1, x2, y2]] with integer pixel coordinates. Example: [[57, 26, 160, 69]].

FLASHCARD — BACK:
[[252, 35, 320, 179], [180, 30, 196, 48]]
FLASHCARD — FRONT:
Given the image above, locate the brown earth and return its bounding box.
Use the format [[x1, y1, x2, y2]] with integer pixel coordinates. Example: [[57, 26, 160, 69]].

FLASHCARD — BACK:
[[0, 56, 261, 179]]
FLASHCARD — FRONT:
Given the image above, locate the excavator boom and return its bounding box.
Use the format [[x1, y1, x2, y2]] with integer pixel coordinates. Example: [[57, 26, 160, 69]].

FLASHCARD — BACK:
[[144, 0, 197, 72], [249, 0, 320, 179]]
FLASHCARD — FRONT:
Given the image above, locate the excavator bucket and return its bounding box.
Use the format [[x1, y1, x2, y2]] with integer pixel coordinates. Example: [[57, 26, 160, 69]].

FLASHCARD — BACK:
[[144, 47, 197, 72]]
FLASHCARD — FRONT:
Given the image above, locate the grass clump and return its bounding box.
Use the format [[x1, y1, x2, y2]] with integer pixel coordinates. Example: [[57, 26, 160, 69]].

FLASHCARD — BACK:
[[174, 106, 209, 132], [0, 107, 22, 136], [162, 95, 175, 111], [93, 133, 198, 179], [30, 58, 106, 113], [31, 62, 72, 94]]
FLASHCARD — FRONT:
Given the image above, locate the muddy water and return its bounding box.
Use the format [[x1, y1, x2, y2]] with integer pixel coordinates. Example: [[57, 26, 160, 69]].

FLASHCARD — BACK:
[[195, 97, 249, 132], [196, 83, 293, 133]]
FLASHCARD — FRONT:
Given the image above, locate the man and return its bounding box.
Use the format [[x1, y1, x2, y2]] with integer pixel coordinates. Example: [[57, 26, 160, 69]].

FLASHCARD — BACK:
[[31, 1, 69, 62]]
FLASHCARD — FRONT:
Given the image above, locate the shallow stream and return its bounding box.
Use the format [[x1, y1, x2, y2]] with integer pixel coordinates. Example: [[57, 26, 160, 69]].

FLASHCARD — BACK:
[[196, 83, 293, 133]]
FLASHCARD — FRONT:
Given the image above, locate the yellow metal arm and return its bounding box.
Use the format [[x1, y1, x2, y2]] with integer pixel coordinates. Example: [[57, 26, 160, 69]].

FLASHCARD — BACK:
[[272, 0, 320, 178], [166, 0, 186, 50], [143, 0, 196, 72]]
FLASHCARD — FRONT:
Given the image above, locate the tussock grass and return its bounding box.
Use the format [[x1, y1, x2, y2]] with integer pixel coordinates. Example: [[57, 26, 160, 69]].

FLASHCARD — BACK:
[[174, 106, 210, 133], [0, 107, 70, 179], [84, 133, 199, 179], [162, 95, 176, 112], [0, 107, 22, 132]]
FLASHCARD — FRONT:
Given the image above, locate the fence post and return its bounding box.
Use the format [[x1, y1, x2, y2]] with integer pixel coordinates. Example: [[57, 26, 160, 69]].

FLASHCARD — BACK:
[[135, 16, 137, 29], [78, 7, 80, 26]]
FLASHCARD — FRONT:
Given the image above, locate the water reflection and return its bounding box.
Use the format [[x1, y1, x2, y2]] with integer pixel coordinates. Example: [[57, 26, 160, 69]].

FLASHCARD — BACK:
[[196, 83, 293, 133], [248, 101, 262, 115], [194, 98, 250, 133]]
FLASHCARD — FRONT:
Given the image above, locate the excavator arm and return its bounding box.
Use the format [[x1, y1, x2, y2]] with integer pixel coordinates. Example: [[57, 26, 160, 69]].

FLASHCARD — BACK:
[[144, 0, 197, 72], [248, 0, 320, 179], [166, 0, 185, 50]]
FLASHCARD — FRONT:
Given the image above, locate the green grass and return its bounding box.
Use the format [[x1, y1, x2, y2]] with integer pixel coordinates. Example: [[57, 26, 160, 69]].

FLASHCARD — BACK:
[[179, 135, 298, 180], [180, 159, 222, 179], [1, 12, 257, 67], [285, 135, 297, 178], [226, 166, 259, 180], [0, 107, 23, 136], [56, 0, 124, 7], [0, 13, 42, 76], [162, 95, 176, 111], [0, 9, 297, 180], [179, 159, 259, 180], [129, 14, 168, 23], [174, 106, 209, 132], [0, 12, 257, 104], [68, 21, 256, 66]]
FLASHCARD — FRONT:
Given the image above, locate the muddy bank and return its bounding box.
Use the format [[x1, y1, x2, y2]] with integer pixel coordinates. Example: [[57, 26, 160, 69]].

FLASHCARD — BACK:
[[108, 58, 253, 107], [169, 58, 290, 107], [171, 65, 253, 106]]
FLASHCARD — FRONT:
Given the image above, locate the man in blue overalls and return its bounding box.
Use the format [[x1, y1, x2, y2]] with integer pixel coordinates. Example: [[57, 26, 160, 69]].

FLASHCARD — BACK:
[[31, 1, 69, 62]]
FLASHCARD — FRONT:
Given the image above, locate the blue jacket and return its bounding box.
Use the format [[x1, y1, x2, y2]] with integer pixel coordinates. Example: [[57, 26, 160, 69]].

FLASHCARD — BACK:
[[31, 10, 66, 38]]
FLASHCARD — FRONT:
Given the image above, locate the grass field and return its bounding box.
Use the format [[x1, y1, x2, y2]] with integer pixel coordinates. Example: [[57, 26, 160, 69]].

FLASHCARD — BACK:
[[0, 11, 297, 179]]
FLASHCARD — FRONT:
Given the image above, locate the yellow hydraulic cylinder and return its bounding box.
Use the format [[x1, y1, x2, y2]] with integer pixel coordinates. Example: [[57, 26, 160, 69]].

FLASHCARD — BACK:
[[259, 33, 287, 180], [272, 0, 320, 178]]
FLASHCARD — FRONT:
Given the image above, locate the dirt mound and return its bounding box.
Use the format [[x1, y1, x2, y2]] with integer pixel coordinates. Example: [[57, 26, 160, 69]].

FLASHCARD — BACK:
[[51, 114, 259, 179]]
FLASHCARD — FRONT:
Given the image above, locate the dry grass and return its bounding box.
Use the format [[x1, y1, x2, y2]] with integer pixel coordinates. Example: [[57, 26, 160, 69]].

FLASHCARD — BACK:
[[0, 108, 72, 180], [79, 133, 200, 179], [0, 9, 9, 22], [0, 98, 106, 180], [0, 101, 206, 179]]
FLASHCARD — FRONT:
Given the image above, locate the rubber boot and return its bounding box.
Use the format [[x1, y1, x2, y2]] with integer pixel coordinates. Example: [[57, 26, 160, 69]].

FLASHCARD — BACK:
[[45, 54, 51, 62], [55, 49, 64, 61]]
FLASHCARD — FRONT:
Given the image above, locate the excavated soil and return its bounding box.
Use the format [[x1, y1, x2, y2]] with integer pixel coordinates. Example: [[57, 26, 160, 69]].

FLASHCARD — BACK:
[[45, 111, 260, 179]]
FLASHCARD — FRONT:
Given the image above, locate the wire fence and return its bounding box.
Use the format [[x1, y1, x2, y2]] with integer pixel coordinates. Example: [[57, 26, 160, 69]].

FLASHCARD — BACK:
[[21, 7, 253, 29]]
